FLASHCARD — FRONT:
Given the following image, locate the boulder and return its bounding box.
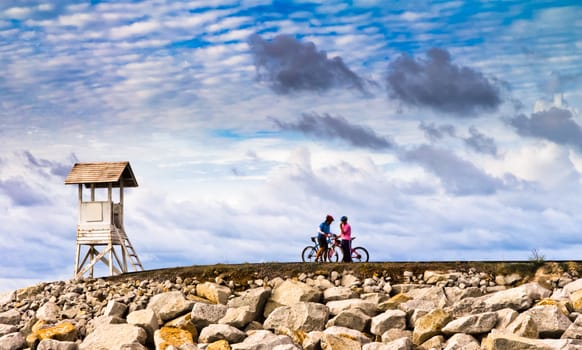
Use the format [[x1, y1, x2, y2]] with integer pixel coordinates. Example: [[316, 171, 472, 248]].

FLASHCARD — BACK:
[[323, 287, 359, 302], [0, 324, 18, 337], [326, 308, 370, 332], [519, 304, 572, 338], [79, 324, 147, 350], [320, 333, 361, 350], [324, 326, 371, 345], [326, 298, 378, 317], [164, 313, 198, 342], [412, 309, 452, 345], [363, 337, 412, 350], [37, 339, 78, 350], [103, 300, 128, 318], [443, 333, 480, 350], [264, 280, 322, 317], [227, 287, 270, 320], [0, 332, 26, 350], [483, 331, 582, 350], [153, 326, 195, 350], [264, 302, 329, 333], [147, 291, 194, 323], [0, 310, 21, 325], [562, 315, 582, 340], [36, 301, 61, 322], [197, 282, 232, 305], [219, 306, 255, 328], [370, 309, 407, 336], [198, 324, 246, 344], [127, 308, 158, 344], [231, 330, 299, 350], [441, 311, 497, 335], [191, 302, 228, 329]]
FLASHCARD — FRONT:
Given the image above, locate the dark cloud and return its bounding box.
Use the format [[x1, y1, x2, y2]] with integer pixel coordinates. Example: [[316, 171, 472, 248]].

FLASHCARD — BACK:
[[401, 145, 503, 195], [508, 107, 582, 151], [272, 112, 394, 150], [464, 127, 498, 156], [386, 48, 502, 116], [248, 34, 368, 95], [419, 122, 456, 142], [0, 178, 48, 206], [24, 151, 73, 178]]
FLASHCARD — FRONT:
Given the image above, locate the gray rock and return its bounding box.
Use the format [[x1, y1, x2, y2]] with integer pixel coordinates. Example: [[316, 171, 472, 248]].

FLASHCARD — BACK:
[[37, 339, 78, 350], [323, 286, 359, 302], [264, 302, 329, 333], [103, 300, 128, 318], [191, 302, 228, 329], [326, 298, 378, 317], [363, 337, 412, 350], [326, 308, 370, 332], [443, 333, 480, 350], [219, 306, 254, 328], [441, 311, 497, 335], [227, 287, 270, 321], [0, 332, 26, 350], [506, 314, 538, 338], [198, 324, 246, 343], [127, 308, 158, 343], [231, 330, 298, 350], [0, 309, 20, 325], [147, 291, 194, 323], [196, 282, 232, 305], [370, 309, 407, 336], [37, 301, 61, 322], [0, 323, 18, 337], [79, 323, 147, 350], [264, 280, 322, 318], [520, 304, 572, 338], [562, 315, 582, 339]]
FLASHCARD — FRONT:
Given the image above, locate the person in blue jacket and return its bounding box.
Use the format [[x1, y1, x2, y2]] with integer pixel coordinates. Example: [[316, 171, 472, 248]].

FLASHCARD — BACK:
[[315, 214, 334, 262]]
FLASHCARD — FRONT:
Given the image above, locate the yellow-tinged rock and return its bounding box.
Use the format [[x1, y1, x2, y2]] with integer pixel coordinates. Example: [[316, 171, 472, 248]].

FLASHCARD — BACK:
[[26, 321, 78, 347], [154, 326, 195, 350], [207, 339, 231, 350], [570, 289, 582, 313], [412, 309, 452, 345], [536, 298, 571, 315], [378, 293, 412, 310]]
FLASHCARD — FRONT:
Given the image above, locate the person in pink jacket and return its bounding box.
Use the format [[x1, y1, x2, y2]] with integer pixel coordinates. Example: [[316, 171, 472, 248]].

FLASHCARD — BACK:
[[339, 216, 352, 262]]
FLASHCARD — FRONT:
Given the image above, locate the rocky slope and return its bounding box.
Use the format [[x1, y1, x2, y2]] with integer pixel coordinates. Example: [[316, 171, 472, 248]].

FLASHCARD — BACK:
[[1, 261, 582, 349]]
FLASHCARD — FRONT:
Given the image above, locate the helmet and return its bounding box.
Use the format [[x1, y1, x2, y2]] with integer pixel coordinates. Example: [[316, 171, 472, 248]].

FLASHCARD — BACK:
[[341, 216, 348, 222], [326, 214, 334, 222]]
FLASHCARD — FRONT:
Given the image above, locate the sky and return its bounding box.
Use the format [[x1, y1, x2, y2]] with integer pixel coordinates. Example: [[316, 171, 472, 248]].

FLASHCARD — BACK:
[[1, 0, 581, 293]]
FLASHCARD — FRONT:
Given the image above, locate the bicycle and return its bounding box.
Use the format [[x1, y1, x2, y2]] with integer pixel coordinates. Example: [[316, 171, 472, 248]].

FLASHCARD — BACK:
[[343, 237, 369, 262], [301, 235, 340, 262], [302, 235, 369, 262]]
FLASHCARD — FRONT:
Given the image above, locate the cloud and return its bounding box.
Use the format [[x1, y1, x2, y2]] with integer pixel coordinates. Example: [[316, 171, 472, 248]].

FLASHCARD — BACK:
[[24, 151, 74, 178], [401, 145, 503, 195], [0, 178, 49, 206], [508, 107, 582, 151], [248, 34, 368, 95], [418, 122, 456, 142], [386, 48, 502, 116], [463, 127, 498, 156], [271, 112, 394, 150]]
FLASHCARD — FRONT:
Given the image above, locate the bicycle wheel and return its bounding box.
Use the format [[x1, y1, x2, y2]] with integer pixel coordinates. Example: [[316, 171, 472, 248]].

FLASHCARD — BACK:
[[351, 247, 369, 262], [302, 246, 317, 262], [328, 247, 340, 262]]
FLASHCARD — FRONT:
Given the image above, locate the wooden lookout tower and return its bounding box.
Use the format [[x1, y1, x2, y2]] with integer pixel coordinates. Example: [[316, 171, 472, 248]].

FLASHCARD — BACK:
[[64, 161, 144, 279]]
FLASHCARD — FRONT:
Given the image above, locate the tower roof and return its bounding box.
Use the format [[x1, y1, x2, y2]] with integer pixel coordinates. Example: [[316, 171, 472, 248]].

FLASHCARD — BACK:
[[64, 161, 138, 188]]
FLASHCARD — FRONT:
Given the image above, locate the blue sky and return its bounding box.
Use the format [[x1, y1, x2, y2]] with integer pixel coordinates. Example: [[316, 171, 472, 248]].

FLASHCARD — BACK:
[[1, 0, 581, 292]]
